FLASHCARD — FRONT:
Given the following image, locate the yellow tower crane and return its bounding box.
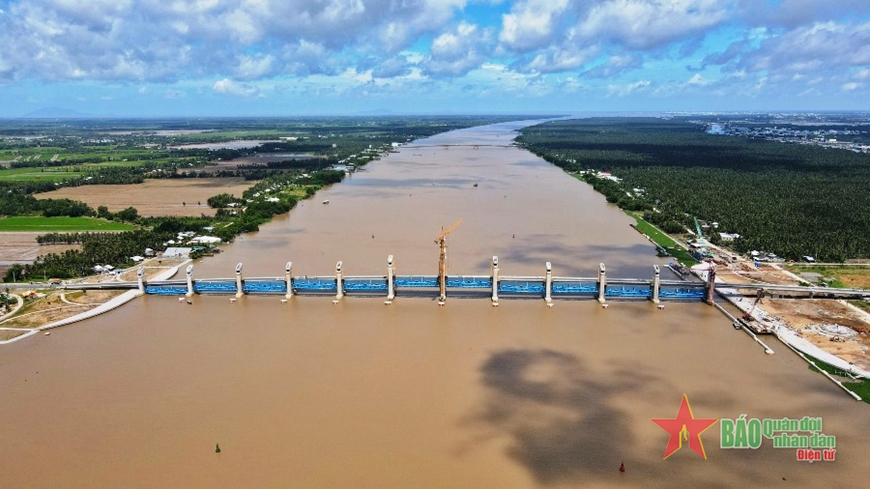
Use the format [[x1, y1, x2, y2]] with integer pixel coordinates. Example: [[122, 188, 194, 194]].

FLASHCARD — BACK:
[[435, 219, 462, 304]]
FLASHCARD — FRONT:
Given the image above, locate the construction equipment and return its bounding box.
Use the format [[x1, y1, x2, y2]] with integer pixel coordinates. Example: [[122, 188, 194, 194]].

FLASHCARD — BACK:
[[742, 288, 764, 322], [435, 219, 462, 303]]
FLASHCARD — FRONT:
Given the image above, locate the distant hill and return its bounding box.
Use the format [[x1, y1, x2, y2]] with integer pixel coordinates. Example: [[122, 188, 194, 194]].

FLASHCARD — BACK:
[[21, 107, 94, 118]]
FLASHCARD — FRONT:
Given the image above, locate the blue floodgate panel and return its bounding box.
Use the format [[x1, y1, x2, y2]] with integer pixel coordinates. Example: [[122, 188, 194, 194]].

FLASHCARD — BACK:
[[446, 276, 492, 289], [194, 280, 238, 293], [145, 286, 189, 295], [659, 287, 706, 299], [499, 280, 545, 295], [344, 278, 389, 292], [605, 285, 651, 298], [243, 279, 287, 294], [552, 281, 598, 296], [395, 276, 439, 288], [293, 277, 338, 292]]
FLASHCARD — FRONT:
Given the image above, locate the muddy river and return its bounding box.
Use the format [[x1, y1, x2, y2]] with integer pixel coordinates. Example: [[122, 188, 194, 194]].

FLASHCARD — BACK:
[[1, 121, 867, 487]]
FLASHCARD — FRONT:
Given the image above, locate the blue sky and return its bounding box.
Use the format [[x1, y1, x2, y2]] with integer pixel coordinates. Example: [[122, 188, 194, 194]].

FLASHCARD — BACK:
[[1, 0, 869, 117]]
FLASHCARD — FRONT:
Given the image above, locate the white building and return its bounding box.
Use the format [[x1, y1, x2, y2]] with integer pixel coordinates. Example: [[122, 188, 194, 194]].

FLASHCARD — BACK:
[[163, 247, 193, 257]]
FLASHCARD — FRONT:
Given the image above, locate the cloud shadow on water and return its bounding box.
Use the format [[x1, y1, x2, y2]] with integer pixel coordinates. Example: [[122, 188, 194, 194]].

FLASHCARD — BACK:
[[460, 346, 861, 487], [463, 349, 643, 485]]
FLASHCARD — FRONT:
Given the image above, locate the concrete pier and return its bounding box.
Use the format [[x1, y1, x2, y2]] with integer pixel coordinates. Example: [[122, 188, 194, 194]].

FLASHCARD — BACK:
[[597, 263, 607, 304], [235, 263, 243, 298], [705, 266, 717, 305], [544, 262, 553, 305], [335, 261, 344, 301], [116, 256, 870, 303], [491, 256, 499, 305], [292, 261, 293, 299], [186, 265, 194, 297], [137, 267, 145, 293], [386, 255, 395, 302]]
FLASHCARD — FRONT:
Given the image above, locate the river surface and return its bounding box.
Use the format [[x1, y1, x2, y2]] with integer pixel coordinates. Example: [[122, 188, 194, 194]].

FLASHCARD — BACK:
[[2, 121, 868, 487]]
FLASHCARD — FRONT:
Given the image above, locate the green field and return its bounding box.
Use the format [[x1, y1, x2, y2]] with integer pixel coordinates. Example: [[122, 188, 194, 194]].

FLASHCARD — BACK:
[[0, 161, 157, 182], [0, 216, 136, 231], [784, 264, 870, 289], [627, 212, 698, 266], [806, 354, 870, 404]]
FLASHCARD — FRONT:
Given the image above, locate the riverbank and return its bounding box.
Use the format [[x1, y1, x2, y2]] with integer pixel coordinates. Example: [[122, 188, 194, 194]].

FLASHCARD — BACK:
[[563, 163, 870, 391], [629, 207, 870, 388], [625, 211, 697, 266], [4, 120, 870, 488], [0, 258, 187, 344]]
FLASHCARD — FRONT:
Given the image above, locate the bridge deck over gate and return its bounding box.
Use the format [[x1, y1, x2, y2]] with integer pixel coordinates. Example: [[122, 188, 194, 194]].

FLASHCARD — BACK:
[[60, 256, 870, 305]]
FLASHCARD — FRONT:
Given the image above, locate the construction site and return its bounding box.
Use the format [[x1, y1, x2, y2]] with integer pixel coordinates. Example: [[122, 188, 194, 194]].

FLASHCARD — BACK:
[[682, 217, 870, 373]]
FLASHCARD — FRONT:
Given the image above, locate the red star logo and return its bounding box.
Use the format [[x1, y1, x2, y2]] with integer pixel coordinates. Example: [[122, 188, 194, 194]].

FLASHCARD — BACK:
[[652, 394, 718, 459]]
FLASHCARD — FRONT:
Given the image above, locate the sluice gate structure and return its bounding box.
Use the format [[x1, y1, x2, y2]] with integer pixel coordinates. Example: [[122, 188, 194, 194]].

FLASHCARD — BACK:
[[60, 257, 723, 305], [59, 256, 870, 305]]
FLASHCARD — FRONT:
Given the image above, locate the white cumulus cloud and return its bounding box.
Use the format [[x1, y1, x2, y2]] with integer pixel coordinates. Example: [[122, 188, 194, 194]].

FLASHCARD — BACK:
[[499, 0, 570, 51], [512, 45, 599, 74], [213, 78, 260, 97], [737, 21, 870, 75], [578, 0, 729, 49], [607, 79, 652, 97], [425, 23, 491, 76]]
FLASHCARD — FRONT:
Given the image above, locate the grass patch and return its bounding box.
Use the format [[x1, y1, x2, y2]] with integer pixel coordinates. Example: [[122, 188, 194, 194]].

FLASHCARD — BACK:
[[627, 212, 697, 266], [0, 167, 76, 182], [0, 216, 136, 232], [0, 161, 151, 182], [278, 185, 310, 201], [785, 264, 870, 289], [806, 354, 870, 404]]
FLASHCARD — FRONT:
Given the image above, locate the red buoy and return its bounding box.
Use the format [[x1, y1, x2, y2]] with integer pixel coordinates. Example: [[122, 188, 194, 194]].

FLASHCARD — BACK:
[[619, 462, 625, 473]]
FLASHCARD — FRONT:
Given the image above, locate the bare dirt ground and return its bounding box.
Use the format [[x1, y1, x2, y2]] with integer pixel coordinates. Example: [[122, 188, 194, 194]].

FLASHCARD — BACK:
[[708, 242, 870, 370], [0, 232, 79, 278], [715, 268, 754, 285], [764, 298, 870, 371], [823, 270, 870, 289], [0, 232, 78, 262], [723, 261, 803, 285], [36, 178, 255, 216]]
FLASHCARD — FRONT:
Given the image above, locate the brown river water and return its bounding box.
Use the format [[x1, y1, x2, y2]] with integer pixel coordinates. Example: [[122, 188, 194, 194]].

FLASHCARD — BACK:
[[1, 121, 867, 488]]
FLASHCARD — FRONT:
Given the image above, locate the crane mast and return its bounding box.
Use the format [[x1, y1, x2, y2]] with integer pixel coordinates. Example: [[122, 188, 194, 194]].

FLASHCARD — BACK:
[[435, 219, 462, 303]]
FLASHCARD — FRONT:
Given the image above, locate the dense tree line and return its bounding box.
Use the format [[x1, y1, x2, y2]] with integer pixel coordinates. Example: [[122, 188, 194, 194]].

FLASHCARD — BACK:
[[8, 172, 316, 281], [206, 193, 243, 208], [3, 116, 545, 281], [518, 118, 870, 262], [0, 191, 96, 218], [9, 156, 96, 168], [5, 230, 171, 281], [235, 159, 331, 171]]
